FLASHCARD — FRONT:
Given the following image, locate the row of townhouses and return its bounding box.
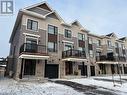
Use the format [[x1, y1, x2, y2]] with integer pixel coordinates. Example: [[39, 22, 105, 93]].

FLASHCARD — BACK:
[[7, 2, 127, 80]]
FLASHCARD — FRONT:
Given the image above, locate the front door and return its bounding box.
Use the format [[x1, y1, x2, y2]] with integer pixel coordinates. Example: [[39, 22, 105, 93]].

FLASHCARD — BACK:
[[90, 66, 95, 76], [65, 61, 73, 75], [99, 64, 106, 74], [124, 67, 127, 74], [111, 64, 115, 74], [78, 64, 87, 76], [24, 59, 36, 75]]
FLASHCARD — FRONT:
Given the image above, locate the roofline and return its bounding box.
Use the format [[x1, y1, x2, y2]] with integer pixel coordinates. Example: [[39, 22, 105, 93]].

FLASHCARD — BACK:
[[23, 1, 53, 11], [9, 11, 23, 43], [88, 33, 103, 39]]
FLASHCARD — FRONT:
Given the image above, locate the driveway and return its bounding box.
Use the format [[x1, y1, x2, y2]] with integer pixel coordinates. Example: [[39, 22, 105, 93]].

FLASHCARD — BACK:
[[54, 80, 118, 95]]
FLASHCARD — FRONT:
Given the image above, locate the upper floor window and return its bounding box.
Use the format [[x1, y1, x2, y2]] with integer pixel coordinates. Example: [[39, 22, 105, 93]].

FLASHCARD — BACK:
[[48, 25, 58, 35], [89, 50, 94, 58], [65, 29, 71, 38], [27, 19, 38, 31], [64, 43, 73, 51], [115, 42, 119, 48], [121, 44, 125, 49], [96, 40, 101, 46], [48, 42, 57, 52], [107, 40, 112, 47], [78, 33, 85, 41], [78, 47, 85, 51], [88, 37, 92, 44]]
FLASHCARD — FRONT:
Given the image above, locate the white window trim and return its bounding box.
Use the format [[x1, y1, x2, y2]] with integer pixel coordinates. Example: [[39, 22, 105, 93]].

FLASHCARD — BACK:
[[62, 40, 74, 44], [23, 33, 40, 38]]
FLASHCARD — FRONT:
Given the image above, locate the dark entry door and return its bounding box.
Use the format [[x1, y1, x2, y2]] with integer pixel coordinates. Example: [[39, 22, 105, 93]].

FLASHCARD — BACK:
[[79, 65, 87, 76], [99, 64, 106, 74], [24, 59, 36, 75], [90, 66, 95, 76], [124, 67, 127, 74], [65, 61, 73, 75], [111, 64, 115, 74], [45, 64, 58, 79]]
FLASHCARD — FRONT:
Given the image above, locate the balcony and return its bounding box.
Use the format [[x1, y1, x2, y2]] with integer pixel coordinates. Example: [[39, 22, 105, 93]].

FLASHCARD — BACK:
[[96, 55, 126, 62], [62, 49, 86, 59], [19, 43, 49, 59]]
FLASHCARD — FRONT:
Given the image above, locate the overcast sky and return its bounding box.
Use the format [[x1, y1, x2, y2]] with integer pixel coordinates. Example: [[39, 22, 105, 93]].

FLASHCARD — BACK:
[[0, 0, 127, 57]]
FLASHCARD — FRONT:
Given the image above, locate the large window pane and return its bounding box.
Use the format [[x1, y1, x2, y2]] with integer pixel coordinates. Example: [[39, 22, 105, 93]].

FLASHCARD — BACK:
[[48, 42, 57, 52], [96, 40, 101, 46], [78, 33, 85, 41], [32, 21, 38, 31], [48, 25, 58, 35], [89, 50, 94, 57], [107, 40, 112, 47], [89, 37, 92, 44], [64, 43, 73, 51], [65, 29, 71, 38], [27, 19, 38, 31]]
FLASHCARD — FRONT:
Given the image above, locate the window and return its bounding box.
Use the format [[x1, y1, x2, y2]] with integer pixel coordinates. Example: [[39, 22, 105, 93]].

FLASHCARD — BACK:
[[115, 42, 119, 48], [88, 37, 92, 44], [26, 38, 37, 44], [64, 43, 73, 51], [121, 44, 125, 49], [27, 19, 38, 31], [48, 25, 58, 35], [107, 40, 112, 47], [48, 42, 57, 52], [89, 50, 94, 57], [96, 40, 101, 46], [78, 47, 85, 51], [65, 29, 71, 38], [26, 38, 38, 52], [78, 33, 85, 41]]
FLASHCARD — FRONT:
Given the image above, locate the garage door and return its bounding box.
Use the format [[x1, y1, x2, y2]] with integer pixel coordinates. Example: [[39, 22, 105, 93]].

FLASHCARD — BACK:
[[45, 64, 59, 79]]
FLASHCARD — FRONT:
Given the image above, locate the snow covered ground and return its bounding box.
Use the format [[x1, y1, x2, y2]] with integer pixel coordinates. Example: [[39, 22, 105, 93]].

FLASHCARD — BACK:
[[0, 78, 84, 95], [70, 75, 127, 95], [0, 76, 127, 95]]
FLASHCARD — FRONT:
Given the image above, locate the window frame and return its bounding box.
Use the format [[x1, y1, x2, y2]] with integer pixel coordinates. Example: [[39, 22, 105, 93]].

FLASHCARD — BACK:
[[78, 33, 85, 41], [89, 50, 94, 58], [48, 42, 57, 52], [27, 19, 38, 31], [78, 47, 85, 51], [64, 29, 72, 38], [48, 25, 58, 35], [115, 42, 119, 48], [107, 40, 112, 47], [88, 37, 93, 44], [96, 40, 101, 46], [64, 43, 73, 51]]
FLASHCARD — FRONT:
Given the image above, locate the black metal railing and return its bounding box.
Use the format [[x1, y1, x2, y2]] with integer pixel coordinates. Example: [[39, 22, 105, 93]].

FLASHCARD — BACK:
[[62, 49, 86, 59], [96, 55, 126, 62], [20, 43, 47, 54]]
